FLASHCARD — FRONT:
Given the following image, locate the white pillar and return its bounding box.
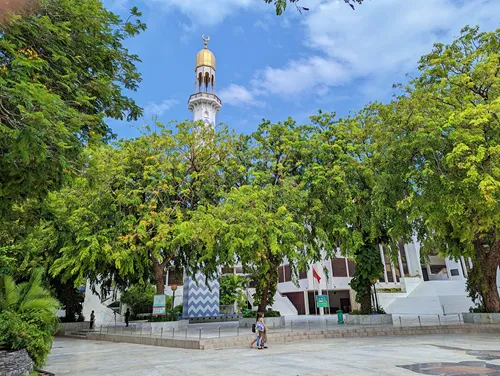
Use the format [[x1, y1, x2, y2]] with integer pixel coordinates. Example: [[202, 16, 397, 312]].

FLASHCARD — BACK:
[[379, 245, 388, 283], [304, 290, 310, 315], [460, 256, 468, 278], [397, 247, 405, 281], [345, 257, 350, 277], [390, 258, 397, 284]]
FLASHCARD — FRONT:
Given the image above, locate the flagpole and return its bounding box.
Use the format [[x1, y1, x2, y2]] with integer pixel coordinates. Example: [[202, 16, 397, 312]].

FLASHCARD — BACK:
[[313, 267, 318, 316], [325, 266, 331, 315]]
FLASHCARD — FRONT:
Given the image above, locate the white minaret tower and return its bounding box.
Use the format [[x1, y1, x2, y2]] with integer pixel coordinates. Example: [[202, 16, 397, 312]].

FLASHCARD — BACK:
[[188, 35, 222, 126]]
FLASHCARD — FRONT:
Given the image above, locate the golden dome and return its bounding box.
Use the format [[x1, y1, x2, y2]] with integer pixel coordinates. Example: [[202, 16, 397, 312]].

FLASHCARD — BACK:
[[195, 35, 216, 70]]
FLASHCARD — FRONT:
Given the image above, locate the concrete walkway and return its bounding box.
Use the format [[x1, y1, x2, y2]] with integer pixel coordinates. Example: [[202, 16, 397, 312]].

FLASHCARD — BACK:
[[45, 333, 500, 376]]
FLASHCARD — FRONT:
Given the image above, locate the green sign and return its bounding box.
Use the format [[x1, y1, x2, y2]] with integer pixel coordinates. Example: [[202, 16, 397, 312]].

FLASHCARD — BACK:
[[316, 295, 328, 308], [152, 294, 166, 315]]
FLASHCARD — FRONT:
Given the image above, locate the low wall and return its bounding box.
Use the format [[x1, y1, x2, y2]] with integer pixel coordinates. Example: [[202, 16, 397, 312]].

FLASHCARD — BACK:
[[58, 320, 189, 336], [462, 313, 500, 324], [345, 314, 393, 325], [61, 323, 500, 350], [0, 349, 34, 376], [238, 317, 285, 328]]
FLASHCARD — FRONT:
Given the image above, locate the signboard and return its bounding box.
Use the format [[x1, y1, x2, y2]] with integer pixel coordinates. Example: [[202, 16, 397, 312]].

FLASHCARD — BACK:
[[152, 294, 166, 315], [316, 294, 328, 308]]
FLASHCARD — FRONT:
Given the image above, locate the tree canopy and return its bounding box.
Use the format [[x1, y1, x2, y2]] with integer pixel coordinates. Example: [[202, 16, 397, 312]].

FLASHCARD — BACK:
[[0, 0, 145, 213], [265, 0, 365, 15]]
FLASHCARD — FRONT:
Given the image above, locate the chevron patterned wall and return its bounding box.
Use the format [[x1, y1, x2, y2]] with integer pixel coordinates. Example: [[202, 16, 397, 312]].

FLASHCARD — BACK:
[[182, 272, 220, 318]]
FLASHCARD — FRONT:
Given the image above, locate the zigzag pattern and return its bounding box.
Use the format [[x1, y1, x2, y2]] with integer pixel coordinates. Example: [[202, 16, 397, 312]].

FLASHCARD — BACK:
[[185, 307, 219, 317], [182, 272, 220, 318]]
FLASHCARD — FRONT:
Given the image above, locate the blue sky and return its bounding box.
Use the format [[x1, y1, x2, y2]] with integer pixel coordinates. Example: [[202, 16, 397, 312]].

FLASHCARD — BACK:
[[102, 0, 500, 139]]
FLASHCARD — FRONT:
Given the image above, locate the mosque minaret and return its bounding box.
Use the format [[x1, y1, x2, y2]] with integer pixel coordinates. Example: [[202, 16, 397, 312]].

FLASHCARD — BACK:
[[188, 35, 222, 127]]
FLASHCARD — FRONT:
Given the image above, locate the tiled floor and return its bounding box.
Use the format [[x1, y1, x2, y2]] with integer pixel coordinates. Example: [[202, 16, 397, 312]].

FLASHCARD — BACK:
[[44, 334, 500, 376]]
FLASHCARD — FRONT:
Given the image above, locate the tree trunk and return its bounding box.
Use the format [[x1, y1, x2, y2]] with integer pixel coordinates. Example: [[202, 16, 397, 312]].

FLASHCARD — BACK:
[[258, 263, 277, 313], [478, 239, 500, 313], [359, 285, 372, 314], [153, 259, 166, 295]]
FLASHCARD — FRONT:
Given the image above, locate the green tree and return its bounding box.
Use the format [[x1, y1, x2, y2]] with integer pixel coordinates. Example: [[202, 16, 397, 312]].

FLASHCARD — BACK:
[[265, 0, 364, 15], [185, 119, 323, 312], [303, 111, 390, 313], [0, 268, 60, 367], [120, 284, 157, 316], [373, 26, 500, 312], [42, 122, 235, 295], [0, 0, 145, 214], [219, 274, 249, 309]]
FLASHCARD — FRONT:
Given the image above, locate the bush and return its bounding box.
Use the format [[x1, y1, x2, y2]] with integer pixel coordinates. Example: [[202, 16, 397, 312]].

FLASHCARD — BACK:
[[0, 269, 60, 368], [120, 284, 158, 318], [243, 310, 281, 318]]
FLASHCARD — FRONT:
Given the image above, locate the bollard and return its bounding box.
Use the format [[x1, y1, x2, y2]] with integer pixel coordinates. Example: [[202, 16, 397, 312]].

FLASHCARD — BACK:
[[399, 317, 402, 327], [107, 325, 110, 334], [140, 326, 143, 336], [438, 315, 441, 326], [458, 314, 462, 324], [150, 327, 153, 337], [172, 328, 175, 338], [185, 328, 188, 339], [326, 319, 329, 331], [161, 328, 163, 338], [308, 320, 311, 331], [237, 326, 239, 336], [218, 325, 221, 338], [100, 325, 102, 335], [122, 326, 124, 334], [418, 316, 422, 327], [273, 322, 276, 332], [291, 321, 293, 332], [199, 327, 202, 340]]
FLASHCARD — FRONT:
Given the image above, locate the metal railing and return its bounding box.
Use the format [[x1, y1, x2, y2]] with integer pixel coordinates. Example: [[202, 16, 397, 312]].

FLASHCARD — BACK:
[[62, 313, 493, 341]]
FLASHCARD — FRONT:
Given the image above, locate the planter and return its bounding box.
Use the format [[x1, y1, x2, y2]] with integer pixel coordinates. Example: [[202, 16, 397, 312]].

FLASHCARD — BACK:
[[238, 317, 285, 328], [344, 314, 393, 325], [0, 349, 34, 376], [462, 313, 500, 324]]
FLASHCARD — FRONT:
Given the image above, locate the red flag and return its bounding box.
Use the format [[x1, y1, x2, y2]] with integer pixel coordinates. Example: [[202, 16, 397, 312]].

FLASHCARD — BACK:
[[312, 267, 321, 282]]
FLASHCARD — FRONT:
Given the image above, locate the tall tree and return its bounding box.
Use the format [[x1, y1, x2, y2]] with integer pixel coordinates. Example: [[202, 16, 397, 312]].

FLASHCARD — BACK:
[[373, 26, 500, 312], [0, 0, 145, 214], [303, 111, 390, 313], [184, 119, 324, 312], [42, 122, 235, 295]]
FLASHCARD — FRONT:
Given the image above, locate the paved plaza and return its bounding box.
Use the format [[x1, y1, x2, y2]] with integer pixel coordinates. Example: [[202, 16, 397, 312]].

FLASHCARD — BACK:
[[45, 333, 500, 376]]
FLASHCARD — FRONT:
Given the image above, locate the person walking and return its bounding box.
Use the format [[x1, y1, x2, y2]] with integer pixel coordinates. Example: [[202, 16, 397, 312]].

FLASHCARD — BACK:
[[250, 312, 263, 348], [90, 310, 95, 330], [125, 308, 130, 327]]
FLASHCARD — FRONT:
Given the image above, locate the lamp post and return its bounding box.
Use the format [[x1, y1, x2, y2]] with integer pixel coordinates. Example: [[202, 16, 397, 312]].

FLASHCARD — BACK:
[[171, 284, 178, 321]]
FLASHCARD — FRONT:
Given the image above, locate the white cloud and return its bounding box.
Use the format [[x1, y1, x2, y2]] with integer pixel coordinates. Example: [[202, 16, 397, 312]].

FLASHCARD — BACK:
[[145, 0, 257, 26], [144, 99, 179, 116], [233, 0, 500, 102], [254, 19, 270, 31], [218, 84, 264, 107]]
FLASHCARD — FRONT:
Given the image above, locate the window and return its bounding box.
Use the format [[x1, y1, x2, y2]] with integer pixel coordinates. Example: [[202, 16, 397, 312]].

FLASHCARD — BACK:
[[450, 269, 459, 276], [347, 260, 356, 277], [284, 265, 292, 282], [278, 267, 285, 283], [299, 269, 308, 280], [331, 258, 348, 277], [221, 267, 234, 275]]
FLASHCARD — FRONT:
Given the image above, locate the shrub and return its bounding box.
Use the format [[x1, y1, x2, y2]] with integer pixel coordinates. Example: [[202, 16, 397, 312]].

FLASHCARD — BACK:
[[0, 269, 60, 368], [120, 284, 157, 318], [243, 310, 281, 318]]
